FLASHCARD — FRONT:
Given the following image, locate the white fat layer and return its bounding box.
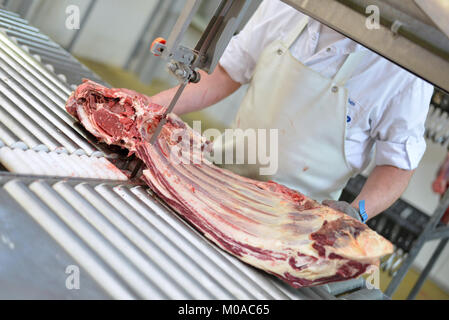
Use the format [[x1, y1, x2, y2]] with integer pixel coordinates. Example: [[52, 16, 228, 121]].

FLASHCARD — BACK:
[[77, 106, 101, 137], [141, 147, 390, 283]]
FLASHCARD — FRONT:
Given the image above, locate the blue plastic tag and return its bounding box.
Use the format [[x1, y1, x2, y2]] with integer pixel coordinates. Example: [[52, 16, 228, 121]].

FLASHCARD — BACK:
[[359, 200, 368, 223]]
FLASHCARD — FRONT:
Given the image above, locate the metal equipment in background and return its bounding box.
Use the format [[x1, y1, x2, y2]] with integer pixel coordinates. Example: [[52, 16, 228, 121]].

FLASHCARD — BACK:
[[0, 7, 385, 300], [148, 0, 251, 145], [341, 175, 449, 300], [152, 0, 251, 81], [425, 89, 449, 146], [0, 4, 104, 88], [282, 0, 449, 94], [0, 8, 141, 177], [282, 0, 449, 299], [125, 0, 262, 85]]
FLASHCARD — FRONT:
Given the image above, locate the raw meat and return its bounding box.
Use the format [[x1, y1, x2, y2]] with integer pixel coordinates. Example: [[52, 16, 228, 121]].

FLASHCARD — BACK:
[[66, 79, 393, 288]]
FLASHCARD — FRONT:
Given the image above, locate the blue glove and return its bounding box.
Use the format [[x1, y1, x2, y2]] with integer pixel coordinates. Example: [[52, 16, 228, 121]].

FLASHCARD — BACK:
[[322, 200, 368, 223]]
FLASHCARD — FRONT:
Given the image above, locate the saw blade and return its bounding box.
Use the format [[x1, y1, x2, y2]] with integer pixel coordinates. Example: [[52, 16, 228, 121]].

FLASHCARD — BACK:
[[149, 82, 187, 145]]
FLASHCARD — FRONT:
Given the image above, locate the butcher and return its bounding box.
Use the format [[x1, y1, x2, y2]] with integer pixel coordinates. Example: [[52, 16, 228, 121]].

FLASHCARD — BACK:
[[149, 0, 434, 223]]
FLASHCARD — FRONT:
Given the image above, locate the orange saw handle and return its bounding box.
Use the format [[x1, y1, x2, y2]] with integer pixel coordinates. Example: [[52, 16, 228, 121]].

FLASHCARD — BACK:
[[151, 37, 167, 57]]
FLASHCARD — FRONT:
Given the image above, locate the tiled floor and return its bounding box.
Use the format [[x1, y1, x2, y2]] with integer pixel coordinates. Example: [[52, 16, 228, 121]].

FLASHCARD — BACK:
[[77, 57, 449, 300]]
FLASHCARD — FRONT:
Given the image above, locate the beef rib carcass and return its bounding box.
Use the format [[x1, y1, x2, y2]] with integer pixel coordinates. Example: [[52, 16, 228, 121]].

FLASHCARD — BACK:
[[66, 79, 393, 288]]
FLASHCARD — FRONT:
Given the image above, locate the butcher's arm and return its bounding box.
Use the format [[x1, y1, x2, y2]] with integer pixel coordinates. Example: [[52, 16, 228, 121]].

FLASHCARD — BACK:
[[352, 165, 414, 219], [150, 64, 241, 115]]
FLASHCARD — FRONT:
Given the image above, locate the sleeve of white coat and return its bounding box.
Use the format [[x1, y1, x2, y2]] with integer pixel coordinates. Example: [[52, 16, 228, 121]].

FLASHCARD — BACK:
[[219, 0, 281, 84], [372, 79, 434, 170]]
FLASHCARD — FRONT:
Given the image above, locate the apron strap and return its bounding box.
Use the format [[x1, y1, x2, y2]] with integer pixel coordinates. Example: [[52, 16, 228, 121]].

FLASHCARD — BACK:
[[283, 16, 310, 49], [333, 50, 368, 86]]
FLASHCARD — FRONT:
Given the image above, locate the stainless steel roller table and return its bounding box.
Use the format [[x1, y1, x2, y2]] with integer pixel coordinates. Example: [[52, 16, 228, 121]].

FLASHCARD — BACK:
[[0, 8, 386, 300]]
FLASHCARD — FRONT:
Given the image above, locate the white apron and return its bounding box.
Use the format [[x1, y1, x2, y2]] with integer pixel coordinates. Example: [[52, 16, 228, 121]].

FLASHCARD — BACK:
[[213, 17, 366, 202]]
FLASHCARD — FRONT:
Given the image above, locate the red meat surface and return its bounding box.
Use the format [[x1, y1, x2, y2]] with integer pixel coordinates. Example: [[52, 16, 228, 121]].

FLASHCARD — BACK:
[[66, 79, 393, 288]]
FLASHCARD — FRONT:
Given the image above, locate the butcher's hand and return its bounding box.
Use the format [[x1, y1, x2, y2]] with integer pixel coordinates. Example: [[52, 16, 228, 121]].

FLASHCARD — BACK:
[[322, 200, 363, 222]]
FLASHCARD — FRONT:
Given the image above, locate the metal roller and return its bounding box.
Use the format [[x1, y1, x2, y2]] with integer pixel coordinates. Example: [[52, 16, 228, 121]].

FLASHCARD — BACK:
[[0, 80, 82, 152], [0, 32, 71, 95], [0, 119, 23, 147], [29, 180, 167, 299], [78, 183, 216, 299], [98, 184, 257, 299], [0, 21, 46, 39], [0, 58, 97, 154], [320, 278, 366, 296], [0, 13, 35, 25], [0, 87, 65, 152], [214, 244, 292, 300], [12, 37, 72, 56], [0, 102, 41, 149], [0, 39, 69, 103], [0, 10, 24, 20], [3, 179, 136, 300], [53, 181, 191, 299], [127, 186, 286, 299], [0, 28, 59, 48], [0, 15, 106, 87], [0, 171, 389, 299]]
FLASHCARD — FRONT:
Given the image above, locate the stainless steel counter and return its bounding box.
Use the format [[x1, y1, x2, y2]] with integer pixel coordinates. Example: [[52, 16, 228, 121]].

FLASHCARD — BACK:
[[0, 173, 342, 299]]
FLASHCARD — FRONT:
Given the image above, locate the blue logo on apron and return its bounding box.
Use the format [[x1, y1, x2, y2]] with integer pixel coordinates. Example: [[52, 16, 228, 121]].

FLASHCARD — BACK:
[[348, 98, 356, 106]]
